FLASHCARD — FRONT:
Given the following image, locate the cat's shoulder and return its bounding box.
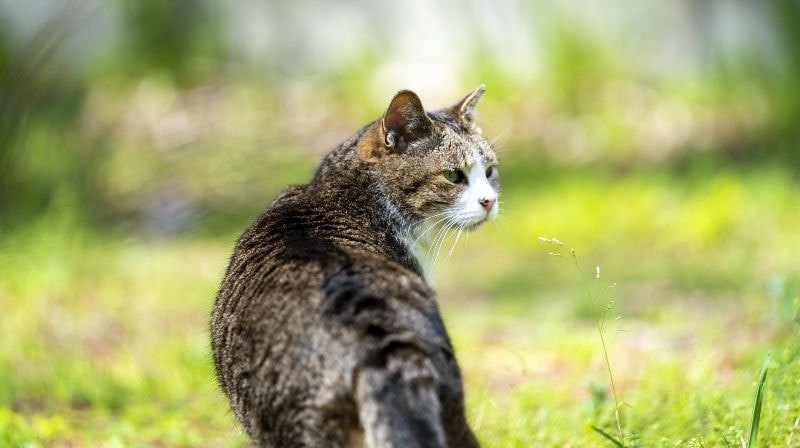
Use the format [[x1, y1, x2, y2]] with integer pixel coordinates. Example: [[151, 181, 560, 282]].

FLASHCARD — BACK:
[[271, 184, 308, 209]]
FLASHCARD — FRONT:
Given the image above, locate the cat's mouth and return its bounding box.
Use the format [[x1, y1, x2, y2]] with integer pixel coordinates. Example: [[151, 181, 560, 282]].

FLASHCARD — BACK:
[[463, 216, 490, 231], [455, 211, 496, 231]]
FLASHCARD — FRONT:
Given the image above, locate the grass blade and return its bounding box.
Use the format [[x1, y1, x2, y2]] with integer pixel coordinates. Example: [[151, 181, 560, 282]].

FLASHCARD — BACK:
[[722, 434, 732, 448], [591, 425, 624, 447], [747, 354, 770, 448]]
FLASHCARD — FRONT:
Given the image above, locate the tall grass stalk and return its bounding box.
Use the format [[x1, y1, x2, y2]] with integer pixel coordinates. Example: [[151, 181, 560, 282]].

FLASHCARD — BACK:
[[540, 237, 625, 446]]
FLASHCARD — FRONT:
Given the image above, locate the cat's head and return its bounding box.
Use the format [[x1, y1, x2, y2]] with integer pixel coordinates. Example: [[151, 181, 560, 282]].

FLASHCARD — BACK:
[[357, 86, 499, 232]]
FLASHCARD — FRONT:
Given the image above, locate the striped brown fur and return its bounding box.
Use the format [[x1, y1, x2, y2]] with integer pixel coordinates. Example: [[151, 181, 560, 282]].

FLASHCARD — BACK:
[[211, 86, 497, 448]]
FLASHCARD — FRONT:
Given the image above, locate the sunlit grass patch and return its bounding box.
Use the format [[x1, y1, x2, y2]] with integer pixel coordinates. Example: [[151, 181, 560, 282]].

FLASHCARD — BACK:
[[0, 228, 247, 446]]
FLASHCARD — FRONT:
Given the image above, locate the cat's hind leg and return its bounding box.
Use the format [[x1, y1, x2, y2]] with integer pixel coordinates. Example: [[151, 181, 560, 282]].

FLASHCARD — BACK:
[[354, 342, 447, 448]]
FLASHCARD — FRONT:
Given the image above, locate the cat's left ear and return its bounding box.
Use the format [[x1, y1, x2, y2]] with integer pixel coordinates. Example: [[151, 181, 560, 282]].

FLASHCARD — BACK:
[[381, 90, 434, 149], [446, 84, 486, 131]]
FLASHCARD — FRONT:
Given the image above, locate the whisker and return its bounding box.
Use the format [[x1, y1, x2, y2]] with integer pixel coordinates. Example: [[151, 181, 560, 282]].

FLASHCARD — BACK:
[[431, 214, 464, 267], [427, 215, 459, 266], [422, 219, 448, 265], [489, 124, 512, 147], [410, 210, 451, 231], [446, 224, 465, 261], [413, 212, 453, 240], [411, 213, 454, 247]]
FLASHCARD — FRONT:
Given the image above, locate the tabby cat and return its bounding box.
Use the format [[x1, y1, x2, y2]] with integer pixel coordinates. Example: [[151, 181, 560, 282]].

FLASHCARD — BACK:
[[211, 86, 499, 448]]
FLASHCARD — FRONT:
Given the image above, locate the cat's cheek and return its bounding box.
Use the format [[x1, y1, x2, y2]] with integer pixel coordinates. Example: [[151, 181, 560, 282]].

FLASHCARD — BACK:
[[408, 189, 453, 216]]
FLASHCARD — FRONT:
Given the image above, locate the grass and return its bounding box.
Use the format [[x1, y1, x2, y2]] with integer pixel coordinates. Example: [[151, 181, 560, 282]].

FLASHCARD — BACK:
[[1, 162, 799, 446], [747, 355, 770, 448], [539, 242, 772, 448], [0, 228, 247, 446], [537, 235, 627, 445]]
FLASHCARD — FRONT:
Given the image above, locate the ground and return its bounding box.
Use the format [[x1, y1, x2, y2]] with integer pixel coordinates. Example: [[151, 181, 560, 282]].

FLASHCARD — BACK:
[[1, 161, 799, 447]]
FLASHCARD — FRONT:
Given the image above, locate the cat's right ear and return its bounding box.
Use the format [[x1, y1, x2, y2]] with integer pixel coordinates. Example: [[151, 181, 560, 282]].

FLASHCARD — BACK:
[[445, 84, 485, 131], [380, 90, 434, 150]]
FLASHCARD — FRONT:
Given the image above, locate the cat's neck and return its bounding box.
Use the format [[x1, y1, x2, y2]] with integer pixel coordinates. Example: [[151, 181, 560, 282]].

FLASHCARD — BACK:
[[308, 149, 422, 276]]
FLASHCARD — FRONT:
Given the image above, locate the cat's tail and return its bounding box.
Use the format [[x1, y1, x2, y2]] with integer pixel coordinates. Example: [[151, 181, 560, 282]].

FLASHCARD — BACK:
[[354, 339, 448, 448]]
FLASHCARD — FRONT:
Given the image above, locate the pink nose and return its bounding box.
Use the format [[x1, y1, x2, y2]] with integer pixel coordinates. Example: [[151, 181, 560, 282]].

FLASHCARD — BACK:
[[479, 197, 496, 212]]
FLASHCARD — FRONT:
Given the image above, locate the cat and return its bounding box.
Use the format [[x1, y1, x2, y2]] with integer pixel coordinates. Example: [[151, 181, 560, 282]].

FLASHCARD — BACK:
[[211, 85, 499, 448]]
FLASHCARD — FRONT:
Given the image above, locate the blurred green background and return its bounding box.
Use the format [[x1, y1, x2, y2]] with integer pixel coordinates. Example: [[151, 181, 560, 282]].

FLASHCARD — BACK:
[[1, 1, 799, 446]]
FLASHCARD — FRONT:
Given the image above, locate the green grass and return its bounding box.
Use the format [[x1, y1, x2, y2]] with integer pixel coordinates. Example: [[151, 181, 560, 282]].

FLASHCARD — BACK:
[[1, 164, 799, 446], [748, 355, 770, 448]]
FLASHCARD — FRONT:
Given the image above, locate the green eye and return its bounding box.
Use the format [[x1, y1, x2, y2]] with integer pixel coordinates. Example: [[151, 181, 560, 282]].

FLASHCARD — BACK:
[[444, 169, 466, 184], [485, 165, 495, 178]]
